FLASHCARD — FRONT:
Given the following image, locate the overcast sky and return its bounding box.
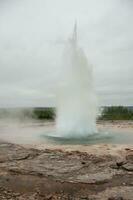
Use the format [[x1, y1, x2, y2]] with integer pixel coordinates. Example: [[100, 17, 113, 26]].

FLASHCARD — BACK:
[[0, 0, 133, 107]]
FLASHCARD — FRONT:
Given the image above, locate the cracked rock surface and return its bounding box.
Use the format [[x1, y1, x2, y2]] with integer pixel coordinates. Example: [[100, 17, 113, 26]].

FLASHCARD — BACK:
[[0, 142, 132, 200]]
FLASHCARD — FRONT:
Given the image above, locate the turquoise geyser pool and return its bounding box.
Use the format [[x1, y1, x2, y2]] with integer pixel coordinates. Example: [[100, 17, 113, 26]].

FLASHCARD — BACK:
[[0, 119, 133, 145], [41, 129, 133, 145]]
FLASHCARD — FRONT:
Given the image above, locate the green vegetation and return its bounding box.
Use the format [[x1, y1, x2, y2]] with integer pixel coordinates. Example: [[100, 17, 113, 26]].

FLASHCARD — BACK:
[[33, 108, 55, 120], [100, 106, 133, 120], [0, 107, 55, 120], [0, 106, 133, 120]]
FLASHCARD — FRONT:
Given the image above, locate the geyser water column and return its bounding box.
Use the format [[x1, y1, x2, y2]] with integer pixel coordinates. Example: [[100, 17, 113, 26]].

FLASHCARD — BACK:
[[56, 23, 97, 137]]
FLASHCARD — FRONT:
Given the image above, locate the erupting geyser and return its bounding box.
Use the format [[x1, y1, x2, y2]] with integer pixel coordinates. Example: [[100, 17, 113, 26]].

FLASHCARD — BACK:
[[56, 23, 97, 137]]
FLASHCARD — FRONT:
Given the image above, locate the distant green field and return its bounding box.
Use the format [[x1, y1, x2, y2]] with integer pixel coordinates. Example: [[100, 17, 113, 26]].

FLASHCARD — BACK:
[[0, 106, 132, 120], [33, 108, 55, 120], [99, 106, 133, 120], [0, 107, 55, 120]]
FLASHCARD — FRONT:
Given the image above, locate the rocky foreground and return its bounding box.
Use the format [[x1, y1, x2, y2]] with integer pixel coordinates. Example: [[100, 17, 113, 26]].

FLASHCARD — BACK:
[[0, 142, 133, 200]]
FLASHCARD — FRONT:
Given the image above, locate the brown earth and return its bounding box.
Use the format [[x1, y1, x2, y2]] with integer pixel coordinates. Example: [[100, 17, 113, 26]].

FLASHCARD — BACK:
[[0, 141, 133, 200]]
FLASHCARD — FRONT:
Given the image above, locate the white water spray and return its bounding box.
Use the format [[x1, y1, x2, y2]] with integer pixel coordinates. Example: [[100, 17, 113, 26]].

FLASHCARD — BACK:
[[56, 23, 97, 137]]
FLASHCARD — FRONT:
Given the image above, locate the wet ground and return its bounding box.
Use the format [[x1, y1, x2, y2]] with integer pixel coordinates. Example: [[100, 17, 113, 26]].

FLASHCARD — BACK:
[[0, 120, 132, 199], [0, 141, 133, 200]]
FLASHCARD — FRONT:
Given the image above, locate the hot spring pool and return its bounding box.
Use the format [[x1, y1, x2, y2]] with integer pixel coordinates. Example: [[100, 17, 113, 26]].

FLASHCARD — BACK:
[[41, 130, 133, 145], [0, 119, 132, 146]]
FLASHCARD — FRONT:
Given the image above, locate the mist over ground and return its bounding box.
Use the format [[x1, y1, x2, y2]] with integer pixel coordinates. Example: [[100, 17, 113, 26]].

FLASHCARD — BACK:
[[0, 0, 133, 107]]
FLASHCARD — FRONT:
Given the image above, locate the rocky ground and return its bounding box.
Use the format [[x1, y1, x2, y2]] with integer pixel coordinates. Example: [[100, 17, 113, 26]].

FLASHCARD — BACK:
[[0, 141, 133, 200]]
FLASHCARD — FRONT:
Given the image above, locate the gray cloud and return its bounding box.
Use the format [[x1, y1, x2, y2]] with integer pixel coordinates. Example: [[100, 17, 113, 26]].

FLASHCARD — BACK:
[[0, 0, 133, 107]]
